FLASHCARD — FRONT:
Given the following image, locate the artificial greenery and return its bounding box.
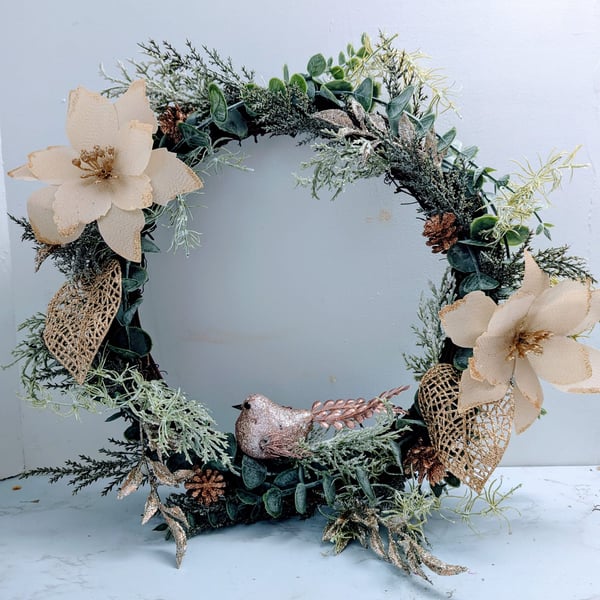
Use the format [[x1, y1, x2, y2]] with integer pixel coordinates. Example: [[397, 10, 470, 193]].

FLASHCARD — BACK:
[[21, 438, 141, 495], [9, 32, 594, 577]]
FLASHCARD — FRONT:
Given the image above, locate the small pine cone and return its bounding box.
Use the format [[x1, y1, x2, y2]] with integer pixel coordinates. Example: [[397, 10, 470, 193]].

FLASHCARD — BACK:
[[184, 468, 226, 506], [403, 441, 446, 486], [422, 213, 459, 253], [158, 104, 189, 143]]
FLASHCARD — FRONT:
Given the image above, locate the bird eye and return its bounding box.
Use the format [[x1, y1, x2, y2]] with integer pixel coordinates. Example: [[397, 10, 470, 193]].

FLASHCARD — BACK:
[[243, 401, 251, 409]]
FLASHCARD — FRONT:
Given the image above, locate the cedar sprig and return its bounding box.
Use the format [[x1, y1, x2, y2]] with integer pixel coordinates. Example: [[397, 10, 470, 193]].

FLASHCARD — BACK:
[[20, 438, 142, 496]]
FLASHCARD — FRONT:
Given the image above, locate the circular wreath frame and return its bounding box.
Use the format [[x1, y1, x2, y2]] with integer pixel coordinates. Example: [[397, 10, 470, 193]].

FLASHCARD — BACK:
[[10, 33, 597, 577]]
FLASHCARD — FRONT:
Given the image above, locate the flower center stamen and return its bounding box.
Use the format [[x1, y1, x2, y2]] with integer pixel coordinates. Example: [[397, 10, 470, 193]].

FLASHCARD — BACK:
[[72, 145, 116, 181], [509, 329, 553, 359]]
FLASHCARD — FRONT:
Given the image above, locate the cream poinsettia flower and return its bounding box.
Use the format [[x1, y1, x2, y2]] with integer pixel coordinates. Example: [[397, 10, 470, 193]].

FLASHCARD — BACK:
[[9, 80, 202, 262], [440, 251, 600, 433]]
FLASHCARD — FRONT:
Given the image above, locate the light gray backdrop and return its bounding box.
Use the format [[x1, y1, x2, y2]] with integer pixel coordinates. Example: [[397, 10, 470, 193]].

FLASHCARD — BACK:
[[1, 0, 599, 477]]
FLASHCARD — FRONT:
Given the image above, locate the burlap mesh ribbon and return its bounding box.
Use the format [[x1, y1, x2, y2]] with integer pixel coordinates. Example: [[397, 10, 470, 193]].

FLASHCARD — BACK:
[[418, 363, 514, 493], [43, 260, 122, 384]]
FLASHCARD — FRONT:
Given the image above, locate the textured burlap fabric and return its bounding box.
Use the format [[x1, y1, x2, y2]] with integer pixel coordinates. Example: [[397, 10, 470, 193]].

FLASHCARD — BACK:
[[43, 260, 122, 384], [418, 363, 514, 493]]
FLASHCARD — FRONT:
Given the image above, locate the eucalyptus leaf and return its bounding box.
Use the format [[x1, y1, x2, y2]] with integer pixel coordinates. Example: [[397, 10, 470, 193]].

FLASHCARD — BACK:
[[437, 127, 456, 152], [289, 73, 308, 94], [355, 467, 376, 503], [386, 85, 414, 135], [263, 487, 283, 518], [294, 482, 307, 514], [273, 468, 300, 488], [217, 108, 248, 139], [208, 82, 228, 125], [241, 454, 267, 489], [354, 77, 373, 111], [307, 53, 327, 77], [505, 225, 530, 246], [226, 499, 239, 521], [318, 84, 342, 106], [108, 326, 152, 358], [415, 113, 435, 137], [470, 215, 498, 240], [389, 440, 403, 469], [141, 237, 161, 253], [268, 77, 287, 94], [330, 65, 345, 80], [459, 272, 500, 295], [323, 79, 353, 93], [461, 145, 479, 161], [458, 238, 494, 247], [446, 244, 477, 273], [236, 489, 259, 505], [118, 298, 144, 326], [207, 511, 220, 528], [122, 265, 148, 292], [322, 473, 336, 506]]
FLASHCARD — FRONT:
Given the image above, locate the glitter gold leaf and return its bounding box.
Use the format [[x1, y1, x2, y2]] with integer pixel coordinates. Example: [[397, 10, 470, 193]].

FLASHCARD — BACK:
[[418, 363, 514, 493], [43, 260, 122, 384], [161, 504, 188, 526], [141, 490, 160, 525], [162, 515, 188, 569], [150, 460, 179, 486], [117, 463, 144, 499]]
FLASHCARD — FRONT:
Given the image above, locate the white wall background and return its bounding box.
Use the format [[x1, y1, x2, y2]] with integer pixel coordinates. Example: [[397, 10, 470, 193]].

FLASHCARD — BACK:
[[1, 0, 599, 476]]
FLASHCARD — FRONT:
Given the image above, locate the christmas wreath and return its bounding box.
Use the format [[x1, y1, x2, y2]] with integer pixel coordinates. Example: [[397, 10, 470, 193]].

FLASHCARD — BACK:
[[7, 33, 600, 580]]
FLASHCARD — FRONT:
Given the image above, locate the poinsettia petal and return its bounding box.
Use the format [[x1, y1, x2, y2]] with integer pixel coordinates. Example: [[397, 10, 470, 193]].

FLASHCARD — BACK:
[[27, 186, 84, 245], [566, 289, 600, 335], [520, 250, 550, 296], [486, 292, 535, 336], [439, 290, 497, 348], [66, 86, 118, 151], [457, 367, 508, 412], [555, 344, 600, 393], [471, 332, 514, 385], [114, 79, 157, 132], [512, 386, 542, 434], [527, 335, 591, 385], [8, 163, 37, 181], [113, 121, 153, 176], [145, 148, 203, 206], [513, 357, 543, 408], [109, 175, 153, 211], [97, 206, 144, 262], [53, 179, 112, 233], [27, 146, 80, 185], [527, 279, 591, 335]]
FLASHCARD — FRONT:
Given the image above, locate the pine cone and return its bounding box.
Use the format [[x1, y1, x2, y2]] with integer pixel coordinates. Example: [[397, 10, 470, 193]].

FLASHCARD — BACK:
[[158, 104, 189, 143], [403, 441, 446, 485], [422, 213, 459, 253], [184, 468, 226, 506]]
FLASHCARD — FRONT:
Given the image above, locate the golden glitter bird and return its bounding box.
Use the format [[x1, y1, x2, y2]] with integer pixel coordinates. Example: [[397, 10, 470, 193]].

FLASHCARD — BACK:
[[234, 386, 409, 460]]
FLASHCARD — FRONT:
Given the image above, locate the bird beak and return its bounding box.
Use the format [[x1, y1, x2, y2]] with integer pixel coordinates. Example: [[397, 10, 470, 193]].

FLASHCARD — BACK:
[[232, 404, 243, 410]]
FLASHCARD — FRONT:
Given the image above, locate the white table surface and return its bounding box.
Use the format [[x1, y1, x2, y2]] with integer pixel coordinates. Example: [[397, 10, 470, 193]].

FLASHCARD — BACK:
[[1, 466, 599, 600]]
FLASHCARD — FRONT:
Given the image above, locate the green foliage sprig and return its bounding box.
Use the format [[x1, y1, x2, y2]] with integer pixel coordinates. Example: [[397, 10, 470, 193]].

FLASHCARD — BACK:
[[20, 438, 142, 495]]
